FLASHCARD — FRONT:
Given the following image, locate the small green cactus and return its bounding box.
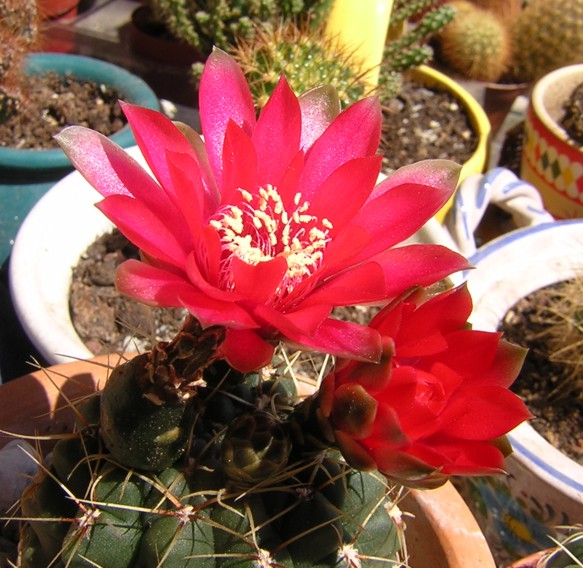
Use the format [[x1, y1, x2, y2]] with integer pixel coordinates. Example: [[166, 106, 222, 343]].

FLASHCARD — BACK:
[[0, 0, 39, 121], [229, 20, 373, 109], [147, 0, 333, 57], [382, 0, 457, 75], [510, 0, 583, 83], [16, 318, 404, 567], [434, 1, 512, 82], [228, 0, 454, 110]]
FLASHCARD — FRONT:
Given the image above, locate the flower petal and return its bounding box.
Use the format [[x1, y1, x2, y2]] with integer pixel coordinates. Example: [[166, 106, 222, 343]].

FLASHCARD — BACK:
[[199, 48, 257, 188], [437, 385, 532, 440], [252, 75, 302, 187], [299, 97, 381, 202], [116, 259, 192, 307], [298, 84, 341, 151], [309, 156, 382, 235], [231, 256, 288, 303], [220, 329, 276, 372], [347, 160, 461, 262], [298, 318, 383, 362], [221, 121, 258, 203], [97, 196, 187, 266], [374, 245, 470, 297], [299, 261, 387, 308]]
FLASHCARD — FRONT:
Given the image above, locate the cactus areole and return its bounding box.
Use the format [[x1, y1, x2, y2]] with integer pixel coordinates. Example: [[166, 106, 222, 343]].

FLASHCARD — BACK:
[[15, 49, 531, 567]]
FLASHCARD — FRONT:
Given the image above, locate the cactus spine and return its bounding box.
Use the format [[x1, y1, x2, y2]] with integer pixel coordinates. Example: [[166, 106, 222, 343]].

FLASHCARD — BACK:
[[230, 20, 372, 109], [17, 317, 403, 567], [511, 0, 583, 83], [229, 0, 454, 110]]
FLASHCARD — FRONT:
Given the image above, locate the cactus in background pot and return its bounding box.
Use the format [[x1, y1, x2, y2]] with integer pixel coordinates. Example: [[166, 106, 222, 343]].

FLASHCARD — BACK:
[[147, 0, 333, 57], [384, 0, 456, 74], [511, 0, 583, 83], [229, 0, 454, 108], [0, 0, 39, 121], [230, 19, 373, 109], [433, 1, 512, 82]]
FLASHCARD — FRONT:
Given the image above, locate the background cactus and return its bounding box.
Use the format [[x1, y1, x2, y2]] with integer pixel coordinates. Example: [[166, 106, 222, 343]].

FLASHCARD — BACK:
[[228, 0, 454, 108], [433, 1, 512, 82], [510, 0, 583, 83], [382, 0, 456, 75], [229, 19, 373, 109], [434, 0, 583, 84], [16, 320, 404, 567], [147, 0, 333, 57], [0, 0, 39, 121]]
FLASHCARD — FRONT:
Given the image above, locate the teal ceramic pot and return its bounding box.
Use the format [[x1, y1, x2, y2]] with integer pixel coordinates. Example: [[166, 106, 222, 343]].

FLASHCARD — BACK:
[[0, 53, 160, 267]]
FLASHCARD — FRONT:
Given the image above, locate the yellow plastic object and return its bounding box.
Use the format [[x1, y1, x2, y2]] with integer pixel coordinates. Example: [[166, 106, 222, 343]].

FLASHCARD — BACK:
[[408, 66, 491, 222], [324, 0, 394, 87]]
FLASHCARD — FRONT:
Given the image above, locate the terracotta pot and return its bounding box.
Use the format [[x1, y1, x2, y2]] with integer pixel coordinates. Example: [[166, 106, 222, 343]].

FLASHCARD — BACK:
[[407, 65, 492, 223], [483, 81, 529, 137], [0, 355, 496, 568], [520, 64, 583, 219]]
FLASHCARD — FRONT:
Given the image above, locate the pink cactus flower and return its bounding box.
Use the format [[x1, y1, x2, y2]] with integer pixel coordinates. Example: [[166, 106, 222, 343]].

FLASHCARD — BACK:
[[56, 49, 468, 372]]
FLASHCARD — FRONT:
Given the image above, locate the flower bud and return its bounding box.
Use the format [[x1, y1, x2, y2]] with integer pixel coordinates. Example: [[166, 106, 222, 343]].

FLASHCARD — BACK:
[[221, 412, 291, 486]]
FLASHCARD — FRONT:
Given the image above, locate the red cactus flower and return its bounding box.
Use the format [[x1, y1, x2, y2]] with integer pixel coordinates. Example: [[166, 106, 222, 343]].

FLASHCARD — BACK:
[[56, 49, 468, 372], [317, 285, 530, 488]]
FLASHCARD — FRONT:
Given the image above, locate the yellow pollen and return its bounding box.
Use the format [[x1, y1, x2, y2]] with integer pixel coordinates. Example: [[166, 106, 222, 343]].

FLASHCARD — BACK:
[[209, 185, 333, 301]]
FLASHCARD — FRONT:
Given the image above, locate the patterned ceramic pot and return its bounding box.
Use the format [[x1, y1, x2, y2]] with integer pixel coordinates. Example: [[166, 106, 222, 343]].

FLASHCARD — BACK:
[[520, 64, 583, 219], [457, 220, 583, 565]]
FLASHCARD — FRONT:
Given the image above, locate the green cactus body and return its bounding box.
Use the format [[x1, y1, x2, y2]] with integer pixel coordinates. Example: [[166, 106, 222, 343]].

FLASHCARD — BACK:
[[100, 352, 197, 471], [383, 3, 456, 74], [435, 2, 511, 82], [230, 20, 370, 109], [17, 343, 403, 567], [511, 0, 583, 83], [149, 0, 333, 56], [61, 468, 146, 568]]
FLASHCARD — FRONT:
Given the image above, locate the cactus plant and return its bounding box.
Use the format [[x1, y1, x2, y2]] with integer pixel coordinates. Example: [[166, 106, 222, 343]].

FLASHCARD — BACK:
[[510, 0, 583, 83], [10, 47, 531, 568], [0, 0, 39, 121], [228, 0, 454, 109], [147, 0, 333, 58], [229, 19, 374, 109], [382, 0, 456, 75], [17, 319, 404, 567], [433, 1, 512, 82]]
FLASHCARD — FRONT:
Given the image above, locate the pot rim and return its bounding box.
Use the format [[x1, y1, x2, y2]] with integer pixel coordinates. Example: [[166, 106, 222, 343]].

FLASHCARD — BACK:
[[8, 147, 149, 365], [529, 63, 583, 147], [466, 220, 583, 500], [0, 53, 159, 170]]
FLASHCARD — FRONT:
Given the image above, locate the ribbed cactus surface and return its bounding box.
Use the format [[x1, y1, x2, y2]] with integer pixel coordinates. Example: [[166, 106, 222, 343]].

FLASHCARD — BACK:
[[17, 321, 402, 567]]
